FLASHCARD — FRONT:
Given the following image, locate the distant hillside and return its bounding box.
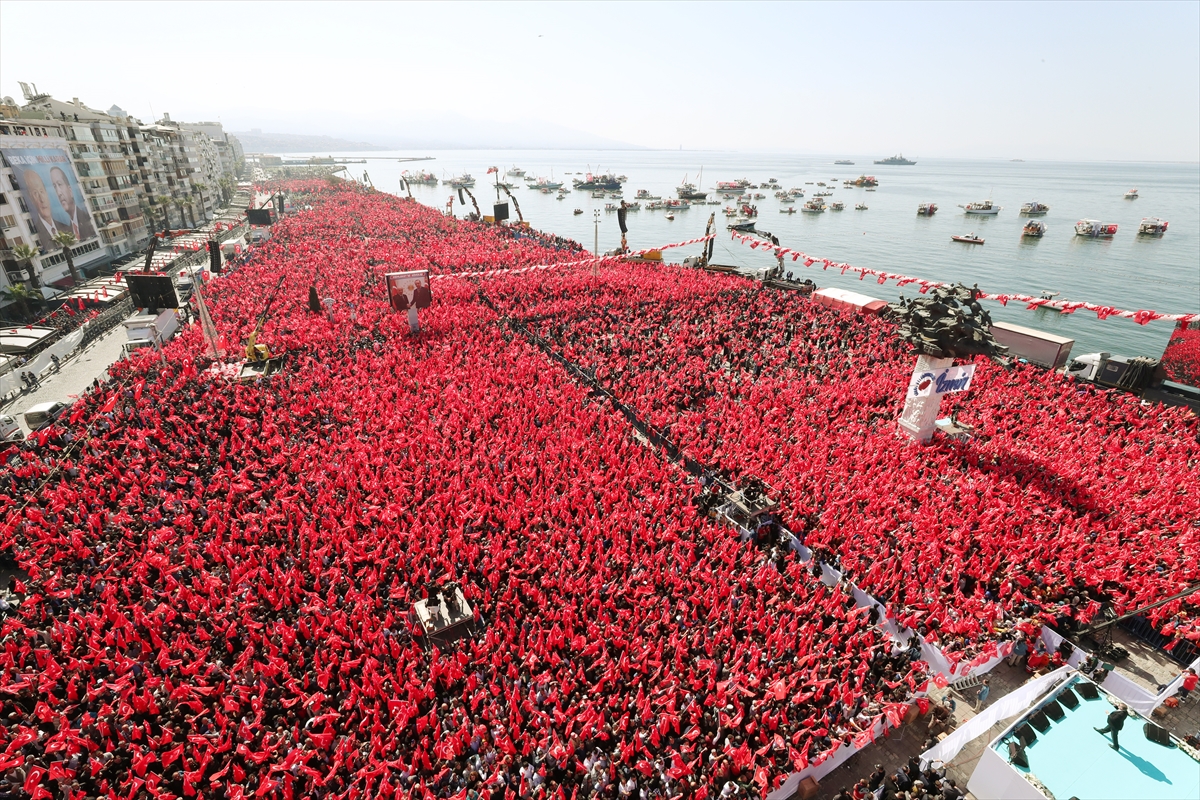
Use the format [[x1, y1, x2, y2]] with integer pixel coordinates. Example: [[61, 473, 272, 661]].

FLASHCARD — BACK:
[[232, 131, 388, 153]]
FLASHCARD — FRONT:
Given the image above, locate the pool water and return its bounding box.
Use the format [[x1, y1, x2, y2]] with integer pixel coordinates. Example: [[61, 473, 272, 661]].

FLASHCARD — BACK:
[[996, 681, 1200, 800]]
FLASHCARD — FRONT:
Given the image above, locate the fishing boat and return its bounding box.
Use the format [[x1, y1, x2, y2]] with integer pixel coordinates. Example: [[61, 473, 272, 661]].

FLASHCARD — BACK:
[[665, 199, 691, 210], [506, 166, 526, 177], [402, 170, 438, 185], [716, 179, 750, 194], [960, 200, 1001, 215], [573, 171, 622, 190], [779, 196, 795, 204], [766, 178, 778, 184], [624, 201, 640, 211], [527, 176, 564, 191], [728, 220, 756, 232], [789, 188, 804, 196], [917, 203, 937, 216], [801, 199, 826, 213], [875, 154, 917, 165], [814, 191, 834, 198], [634, 189, 659, 200], [851, 175, 877, 186], [646, 201, 667, 210], [865, 188, 877, 192], [665, 212, 675, 221], [556, 193, 566, 201], [1138, 217, 1169, 236], [677, 175, 707, 200], [952, 233, 984, 244], [605, 203, 620, 212], [817, 182, 827, 187], [830, 201, 845, 211], [835, 160, 855, 165], [447, 173, 475, 188], [1075, 219, 1118, 237], [723, 207, 739, 216], [780, 207, 797, 214], [1022, 220, 1046, 238], [1020, 201, 1050, 216], [736, 203, 758, 218], [591, 190, 606, 199], [855, 203, 868, 211], [573, 208, 584, 215], [1124, 188, 1139, 199]]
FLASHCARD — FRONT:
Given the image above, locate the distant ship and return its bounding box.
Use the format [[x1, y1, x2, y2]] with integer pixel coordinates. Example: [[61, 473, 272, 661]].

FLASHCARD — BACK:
[[573, 172, 622, 191], [835, 159, 855, 165], [875, 154, 917, 165]]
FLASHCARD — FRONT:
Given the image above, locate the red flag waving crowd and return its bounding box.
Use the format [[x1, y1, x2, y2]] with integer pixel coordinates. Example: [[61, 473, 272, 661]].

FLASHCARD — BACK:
[[0, 178, 1197, 800]]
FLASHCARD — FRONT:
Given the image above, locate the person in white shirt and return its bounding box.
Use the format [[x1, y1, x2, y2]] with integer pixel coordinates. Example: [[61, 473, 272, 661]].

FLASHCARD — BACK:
[[50, 166, 96, 241]]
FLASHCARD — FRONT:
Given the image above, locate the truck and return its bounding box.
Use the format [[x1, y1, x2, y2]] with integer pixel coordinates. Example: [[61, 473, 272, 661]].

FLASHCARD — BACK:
[[122, 309, 180, 356], [990, 321, 1074, 369], [1066, 352, 1200, 413]]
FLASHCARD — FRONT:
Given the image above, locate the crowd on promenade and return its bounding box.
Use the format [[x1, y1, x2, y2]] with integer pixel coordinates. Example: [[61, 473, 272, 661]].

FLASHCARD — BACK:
[[2, 182, 936, 800], [487, 262, 1200, 668]]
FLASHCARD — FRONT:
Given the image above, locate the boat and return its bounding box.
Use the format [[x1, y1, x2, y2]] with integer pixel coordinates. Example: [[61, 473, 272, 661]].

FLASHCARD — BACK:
[[1020, 201, 1050, 216], [447, 173, 475, 188], [952, 233, 984, 244], [728, 220, 756, 232], [817, 182, 826, 187], [677, 179, 707, 200], [766, 178, 778, 184], [814, 191, 834, 197], [624, 201, 640, 211], [573, 208, 584, 215], [780, 207, 797, 214], [402, 170, 438, 185], [556, 193, 566, 201], [1124, 188, 1139, 199], [591, 190, 606, 198], [801, 199, 826, 213], [865, 188, 876, 192], [1075, 219, 1118, 237], [506, 166, 526, 177], [1022, 220, 1046, 238], [665, 212, 675, 221], [855, 203, 868, 210], [723, 207, 739, 216], [609, 192, 623, 199], [852, 175, 878, 186], [737, 203, 757, 217], [753, 193, 766, 200], [573, 171, 622, 190], [635, 189, 661, 200], [960, 200, 1001, 215], [830, 201, 845, 211], [874, 154, 917, 165], [646, 201, 667, 210], [1138, 217, 1168, 236], [779, 196, 795, 204], [835, 160, 855, 165], [605, 203, 620, 212], [665, 199, 691, 210], [716, 179, 750, 194], [526, 176, 563, 190]]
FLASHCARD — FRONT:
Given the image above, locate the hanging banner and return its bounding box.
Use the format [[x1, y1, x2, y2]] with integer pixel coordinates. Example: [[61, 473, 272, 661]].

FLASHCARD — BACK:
[[908, 364, 976, 397], [385, 270, 432, 311]]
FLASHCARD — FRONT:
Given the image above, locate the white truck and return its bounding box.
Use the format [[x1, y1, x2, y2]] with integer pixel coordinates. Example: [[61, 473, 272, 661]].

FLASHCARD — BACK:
[[122, 309, 180, 356], [990, 321, 1074, 369]]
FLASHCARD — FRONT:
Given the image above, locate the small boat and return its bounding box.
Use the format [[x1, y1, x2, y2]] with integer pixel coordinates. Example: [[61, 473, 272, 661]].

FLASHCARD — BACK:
[[527, 177, 563, 190], [556, 194, 565, 200], [766, 178, 778, 184], [855, 203, 868, 210], [728, 220, 756, 232], [960, 200, 1001, 215], [573, 172, 622, 190], [1124, 188, 1139, 199], [817, 182, 826, 187], [805, 181, 814, 185], [1138, 217, 1168, 236], [1022, 220, 1046, 238], [753, 193, 766, 199], [609, 192, 623, 199], [573, 208, 583, 215], [646, 201, 666, 210], [447, 173, 475, 188], [402, 170, 438, 185], [780, 207, 797, 214], [865, 188, 876, 192], [917, 203, 937, 216], [665, 212, 675, 221], [780, 196, 795, 204], [635, 189, 661, 200], [716, 179, 750, 194], [952, 233, 984, 244], [625, 201, 640, 211], [835, 160, 854, 165], [1020, 201, 1050, 216], [665, 199, 691, 210], [506, 166, 526, 177], [830, 201, 845, 211], [1075, 219, 1118, 237], [605, 203, 619, 212], [591, 190, 606, 198], [801, 199, 826, 213], [723, 207, 739, 216]]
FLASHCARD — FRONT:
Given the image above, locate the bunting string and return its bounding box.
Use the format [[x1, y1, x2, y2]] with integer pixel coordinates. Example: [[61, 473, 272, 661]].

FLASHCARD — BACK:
[[432, 235, 716, 281], [729, 231, 1200, 327]]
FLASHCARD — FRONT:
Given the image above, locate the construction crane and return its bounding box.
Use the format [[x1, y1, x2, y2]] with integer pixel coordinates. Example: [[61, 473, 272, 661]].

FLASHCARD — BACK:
[[244, 276, 286, 363]]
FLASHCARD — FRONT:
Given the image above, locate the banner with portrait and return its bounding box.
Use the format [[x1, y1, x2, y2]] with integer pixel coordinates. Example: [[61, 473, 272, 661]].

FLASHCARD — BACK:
[[1, 143, 97, 250], [385, 270, 432, 312]]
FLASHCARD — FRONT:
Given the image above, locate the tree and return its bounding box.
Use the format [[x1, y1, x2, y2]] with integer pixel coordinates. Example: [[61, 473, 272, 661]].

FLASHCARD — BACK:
[[192, 183, 208, 221], [218, 177, 232, 205], [51, 231, 82, 285], [1, 281, 40, 322], [172, 197, 187, 229], [11, 243, 40, 289]]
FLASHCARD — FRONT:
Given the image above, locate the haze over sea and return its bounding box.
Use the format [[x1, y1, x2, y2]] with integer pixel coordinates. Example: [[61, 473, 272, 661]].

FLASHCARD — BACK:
[[307, 150, 1197, 359]]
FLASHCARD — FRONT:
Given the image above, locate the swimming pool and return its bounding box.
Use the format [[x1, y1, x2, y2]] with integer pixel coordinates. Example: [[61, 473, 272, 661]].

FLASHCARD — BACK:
[[991, 677, 1200, 800]]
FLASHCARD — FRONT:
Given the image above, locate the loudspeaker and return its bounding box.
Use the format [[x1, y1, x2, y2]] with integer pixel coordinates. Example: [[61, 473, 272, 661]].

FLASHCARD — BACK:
[[1077, 683, 1100, 700], [247, 208, 273, 226], [275, 194, 284, 215], [1015, 723, 1037, 747], [1043, 700, 1064, 721], [1029, 710, 1051, 733], [493, 202, 509, 222], [1057, 688, 1079, 709], [1143, 722, 1172, 746], [208, 240, 222, 274], [1057, 639, 1075, 659], [125, 273, 179, 310], [1007, 740, 1029, 768]]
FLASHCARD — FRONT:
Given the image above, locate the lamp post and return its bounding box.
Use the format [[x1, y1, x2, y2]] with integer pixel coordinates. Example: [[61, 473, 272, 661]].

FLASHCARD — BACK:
[[593, 209, 601, 278]]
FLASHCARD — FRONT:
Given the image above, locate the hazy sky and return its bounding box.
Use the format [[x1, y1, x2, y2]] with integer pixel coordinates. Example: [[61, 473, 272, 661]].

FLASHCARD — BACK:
[[2, 1, 1197, 160]]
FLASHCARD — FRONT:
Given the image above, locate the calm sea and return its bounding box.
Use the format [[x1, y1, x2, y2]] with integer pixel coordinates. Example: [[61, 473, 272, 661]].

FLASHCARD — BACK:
[[297, 149, 1198, 359]]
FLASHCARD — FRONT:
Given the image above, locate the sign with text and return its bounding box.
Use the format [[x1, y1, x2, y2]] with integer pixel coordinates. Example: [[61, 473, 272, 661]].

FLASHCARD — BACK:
[[909, 363, 976, 398]]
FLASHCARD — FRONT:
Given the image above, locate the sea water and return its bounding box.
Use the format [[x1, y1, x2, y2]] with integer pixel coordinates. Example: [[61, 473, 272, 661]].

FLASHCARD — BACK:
[[297, 149, 1198, 358]]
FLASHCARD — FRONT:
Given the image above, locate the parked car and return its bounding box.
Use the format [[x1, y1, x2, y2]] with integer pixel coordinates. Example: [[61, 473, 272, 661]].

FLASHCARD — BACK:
[[0, 414, 22, 441], [23, 400, 72, 431]]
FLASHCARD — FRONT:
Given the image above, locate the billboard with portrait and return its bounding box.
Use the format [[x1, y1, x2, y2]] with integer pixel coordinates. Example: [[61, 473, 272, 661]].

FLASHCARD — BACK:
[[385, 270, 432, 312], [1, 144, 97, 250]]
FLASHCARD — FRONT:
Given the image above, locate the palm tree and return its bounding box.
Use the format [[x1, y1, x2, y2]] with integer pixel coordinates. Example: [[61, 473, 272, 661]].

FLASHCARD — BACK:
[[172, 197, 187, 229], [1, 281, 40, 321], [51, 231, 82, 285], [192, 183, 209, 221], [11, 243, 40, 289], [218, 177, 232, 205]]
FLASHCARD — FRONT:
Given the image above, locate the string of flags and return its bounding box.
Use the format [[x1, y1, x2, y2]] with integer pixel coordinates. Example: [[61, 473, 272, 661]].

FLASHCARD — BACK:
[[432, 235, 717, 281], [729, 231, 1200, 327]]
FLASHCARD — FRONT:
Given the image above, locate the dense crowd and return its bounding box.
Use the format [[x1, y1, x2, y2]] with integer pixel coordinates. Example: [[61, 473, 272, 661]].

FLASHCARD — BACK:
[[1162, 324, 1200, 388], [1, 183, 936, 800], [485, 261, 1200, 666]]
